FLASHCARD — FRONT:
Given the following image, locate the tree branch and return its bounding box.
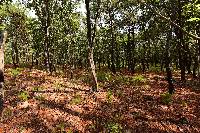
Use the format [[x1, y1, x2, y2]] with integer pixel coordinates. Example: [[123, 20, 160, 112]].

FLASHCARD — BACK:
[[142, 1, 200, 40]]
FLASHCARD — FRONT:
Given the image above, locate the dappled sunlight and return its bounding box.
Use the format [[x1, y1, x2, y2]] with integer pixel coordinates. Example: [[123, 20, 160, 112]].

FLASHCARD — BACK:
[[1, 0, 200, 132], [0, 67, 200, 132]]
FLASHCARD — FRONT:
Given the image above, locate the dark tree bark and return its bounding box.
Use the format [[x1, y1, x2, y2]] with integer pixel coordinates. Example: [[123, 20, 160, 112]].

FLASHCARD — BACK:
[[116, 42, 121, 70], [177, 0, 186, 82], [186, 48, 192, 74], [12, 36, 19, 68], [85, 0, 98, 92], [131, 24, 136, 73], [197, 24, 200, 79], [141, 43, 147, 73], [126, 28, 131, 71], [165, 31, 175, 94], [193, 56, 198, 79], [127, 27, 135, 73], [109, 8, 116, 74]]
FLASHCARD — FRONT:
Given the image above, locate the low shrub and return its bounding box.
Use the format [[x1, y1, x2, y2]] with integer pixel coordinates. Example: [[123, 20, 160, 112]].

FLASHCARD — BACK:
[[35, 95, 45, 101], [10, 68, 23, 77], [106, 89, 113, 103], [79, 75, 91, 84], [160, 92, 172, 105], [18, 91, 29, 101], [115, 75, 129, 84], [32, 86, 44, 92], [106, 122, 122, 133], [130, 75, 147, 86], [149, 66, 161, 73], [97, 71, 112, 82], [2, 107, 12, 119], [70, 94, 82, 105]]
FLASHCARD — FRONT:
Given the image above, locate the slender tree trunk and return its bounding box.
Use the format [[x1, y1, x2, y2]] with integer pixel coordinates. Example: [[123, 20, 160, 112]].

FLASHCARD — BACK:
[[44, 0, 51, 73], [198, 43, 200, 80], [142, 43, 146, 73], [131, 24, 136, 73], [109, 10, 116, 74], [186, 49, 192, 74], [127, 28, 131, 71], [85, 0, 98, 91], [165, 31, 175, 94], [127, 27, 135, 73], [193, 57, 198, 78], [116, 47, 120, 70], [197, 24, 200, 79], [107, 54, 110, 69], [177, 0, 186, 81], [141, 59, 145, 73], [0, 31, 7, 116], [12, 36, 19, 68]]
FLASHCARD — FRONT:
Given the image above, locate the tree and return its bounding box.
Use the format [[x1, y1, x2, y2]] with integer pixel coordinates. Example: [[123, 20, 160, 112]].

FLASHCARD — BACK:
[[1, 0, 199, 92], [165, 29, 174, 94], [85, 0, 98, 92], [0, 30, 7, 112]]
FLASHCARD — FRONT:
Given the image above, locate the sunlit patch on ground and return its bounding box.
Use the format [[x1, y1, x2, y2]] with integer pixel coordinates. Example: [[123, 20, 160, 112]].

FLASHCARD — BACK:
[[1, 67, 200, 132]]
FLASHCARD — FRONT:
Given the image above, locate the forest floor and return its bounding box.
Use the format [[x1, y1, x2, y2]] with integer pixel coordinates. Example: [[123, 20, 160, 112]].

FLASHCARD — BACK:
[[0, 66, 200, 133]]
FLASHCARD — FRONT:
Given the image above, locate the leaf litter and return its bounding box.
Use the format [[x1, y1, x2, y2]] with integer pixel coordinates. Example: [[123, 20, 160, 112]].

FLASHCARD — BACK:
[[0, 67, 200, 132]]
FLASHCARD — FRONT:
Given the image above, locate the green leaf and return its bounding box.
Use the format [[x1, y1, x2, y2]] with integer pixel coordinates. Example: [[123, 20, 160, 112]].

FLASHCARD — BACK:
[[187, 17, 200, 22], [196, 4, 200, 10]]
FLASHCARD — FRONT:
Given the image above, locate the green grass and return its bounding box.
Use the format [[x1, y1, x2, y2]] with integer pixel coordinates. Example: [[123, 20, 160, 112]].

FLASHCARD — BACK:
[[32, 86, 44, 92], [106, 122, 122, 133], [9, 68, 23, 77], [18, 91, 29, 101], [149, 66, 161, 73], [34, 95, 45, 101], [53, 81, 64, 90], [79, 75, 91, 84], [181, 100, 187, 107], [106, 89, 113, 103], [114, 74, 147, 86], [160, 92, 172, 105], [2, 107, 12, 119], [70, 94, 82, 105], [116, 89, 123, 98], [56, 122, 65, 132], [114, 75, 129, 84], [130, 75, 147, 85], [97, 71, 112, 82]]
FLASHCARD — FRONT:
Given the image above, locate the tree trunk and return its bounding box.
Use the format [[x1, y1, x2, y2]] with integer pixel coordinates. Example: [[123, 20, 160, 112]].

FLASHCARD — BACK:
[[165, 31, 175, 94], [126, 27, 136, 73], [85, 0, 98, 92], [109, 10, 116, 74], [193, 57, 198, 79], [177, 0, 186, 81], [131, 24, 136, 73], [44, 0, 51, 73], [0, 31, 7, 115], [197, 24, 200, 79], [12, 36, 19, 68], [127, 28, 132, 72]]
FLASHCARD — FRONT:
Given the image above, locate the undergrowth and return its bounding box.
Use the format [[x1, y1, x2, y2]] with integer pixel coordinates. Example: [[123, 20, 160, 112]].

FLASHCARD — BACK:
[[160, 92, 172, 105], [106, 122, 122, 133], [70, 94, 82, 105], [9, 68, 23, 77], [18, 91, 29, 101]]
